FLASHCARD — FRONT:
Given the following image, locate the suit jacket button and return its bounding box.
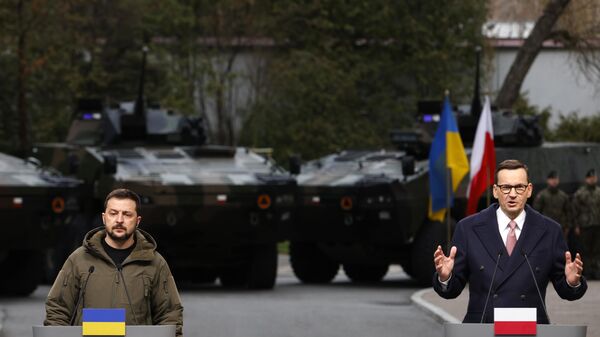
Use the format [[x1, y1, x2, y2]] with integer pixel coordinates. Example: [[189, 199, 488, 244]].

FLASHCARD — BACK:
[[493, 294, 498, 299], [535, 267, 540, 272], [480, 265, 485, 271], [521, 294, 526, 300]]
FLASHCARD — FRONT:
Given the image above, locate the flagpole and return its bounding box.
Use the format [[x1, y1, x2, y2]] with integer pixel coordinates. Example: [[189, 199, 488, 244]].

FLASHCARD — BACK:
[[486, 165, 491, 207], [446, 167, 451, 252], [444, 89, 452, 251]]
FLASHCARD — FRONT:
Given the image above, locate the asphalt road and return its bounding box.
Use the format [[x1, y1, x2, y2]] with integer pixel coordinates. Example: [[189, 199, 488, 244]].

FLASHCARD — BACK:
[[0, 257, 441, 337]]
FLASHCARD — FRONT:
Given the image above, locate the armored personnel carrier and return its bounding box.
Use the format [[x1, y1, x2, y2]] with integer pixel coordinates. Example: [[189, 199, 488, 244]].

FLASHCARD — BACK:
[[289, 150, 438, 285], [0, 152, 80, 295], [33, 99, 295, 289], [33, 48, 295, 289]]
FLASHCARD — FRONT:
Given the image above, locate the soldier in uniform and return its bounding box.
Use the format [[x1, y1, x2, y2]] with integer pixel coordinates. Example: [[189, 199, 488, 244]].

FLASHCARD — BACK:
[[572, 169, 600, 278], [533, 170, 570, 236]]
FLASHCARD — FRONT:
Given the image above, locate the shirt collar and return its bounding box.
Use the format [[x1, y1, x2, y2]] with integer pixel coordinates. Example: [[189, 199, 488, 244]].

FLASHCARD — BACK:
[[496, 207, 526, 230]]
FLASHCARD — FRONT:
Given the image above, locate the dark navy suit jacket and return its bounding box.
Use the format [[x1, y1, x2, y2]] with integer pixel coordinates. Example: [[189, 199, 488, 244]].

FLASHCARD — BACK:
[[433, 204, 587, 324]]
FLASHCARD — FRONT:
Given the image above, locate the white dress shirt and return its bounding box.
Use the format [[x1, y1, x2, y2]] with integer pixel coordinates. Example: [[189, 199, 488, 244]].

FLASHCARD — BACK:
[[497, 207, 526, 245]]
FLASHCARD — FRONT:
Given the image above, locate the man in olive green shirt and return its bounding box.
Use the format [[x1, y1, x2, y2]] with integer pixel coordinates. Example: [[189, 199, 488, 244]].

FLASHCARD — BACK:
[[45, 188, 183, 336]]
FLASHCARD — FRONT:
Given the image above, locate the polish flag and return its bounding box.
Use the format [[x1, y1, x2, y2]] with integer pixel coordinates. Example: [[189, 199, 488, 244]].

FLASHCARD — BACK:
[[494, 307, 537, 335], [466, 96, 495, 215]]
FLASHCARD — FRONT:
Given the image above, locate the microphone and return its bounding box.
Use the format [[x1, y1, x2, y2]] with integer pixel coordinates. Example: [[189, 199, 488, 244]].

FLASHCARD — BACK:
[[480, 251, 503, 323], [70, 266, 95, 325], [522, 249, 551, 324], [116, 263, 139, 324]]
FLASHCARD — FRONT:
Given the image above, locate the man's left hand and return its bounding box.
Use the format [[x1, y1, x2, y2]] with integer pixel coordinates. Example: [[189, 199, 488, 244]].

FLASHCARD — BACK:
[[565, 251, 583, 286]]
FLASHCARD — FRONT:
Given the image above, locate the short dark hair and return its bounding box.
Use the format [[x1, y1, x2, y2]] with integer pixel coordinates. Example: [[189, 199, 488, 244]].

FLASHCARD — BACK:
[[586, 168, 596, 178], [104, 188, 141, 214], [495, 159, 529, 183]]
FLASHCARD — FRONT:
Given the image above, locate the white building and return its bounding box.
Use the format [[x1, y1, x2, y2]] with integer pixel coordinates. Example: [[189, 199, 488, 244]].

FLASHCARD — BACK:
[[484, 21, 600, 127]]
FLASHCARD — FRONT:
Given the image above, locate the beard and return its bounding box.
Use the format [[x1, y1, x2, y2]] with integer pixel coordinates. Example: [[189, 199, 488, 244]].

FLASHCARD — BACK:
[[106, 225, 135, 242]]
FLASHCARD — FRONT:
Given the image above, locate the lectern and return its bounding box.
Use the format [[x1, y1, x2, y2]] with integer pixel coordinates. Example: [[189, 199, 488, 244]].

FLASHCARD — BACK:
[[444, 323, 586, 337], [32, 325, 176, 337]]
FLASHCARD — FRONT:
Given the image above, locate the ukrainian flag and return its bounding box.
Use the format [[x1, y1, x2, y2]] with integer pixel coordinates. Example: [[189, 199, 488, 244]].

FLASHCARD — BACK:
[[82, 308, 126, 336], [428, 96, 469, 221]]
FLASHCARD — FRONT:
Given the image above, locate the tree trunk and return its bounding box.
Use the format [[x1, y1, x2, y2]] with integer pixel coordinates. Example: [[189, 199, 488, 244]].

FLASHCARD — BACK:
[[494, 0, 571, 109]]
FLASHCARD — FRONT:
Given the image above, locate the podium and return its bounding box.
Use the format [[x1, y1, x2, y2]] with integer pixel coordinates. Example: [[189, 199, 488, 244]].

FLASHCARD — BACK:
[[32, 325, 176, 337], [444, 323, 586, 337]]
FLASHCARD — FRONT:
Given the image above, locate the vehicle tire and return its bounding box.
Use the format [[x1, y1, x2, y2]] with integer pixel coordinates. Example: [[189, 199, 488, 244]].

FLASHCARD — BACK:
[[44, 213, 88, 283], [220, 244, 278, 289], [410, 220, 448, 287], [343, 263, 389, 283], [219, 266, 248, 288], [174, 268, 217, 284], [247, 243, 278, 289], [399, 260, 413, 278], [290, 241, 339, 284], [0, 250, 43, 296]]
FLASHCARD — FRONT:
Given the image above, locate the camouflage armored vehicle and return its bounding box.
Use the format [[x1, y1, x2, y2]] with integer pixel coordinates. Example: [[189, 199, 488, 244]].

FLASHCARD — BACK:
[[0, 152, 80, 295], [32, 97, 296, 289], [289, 150, 436, 285]]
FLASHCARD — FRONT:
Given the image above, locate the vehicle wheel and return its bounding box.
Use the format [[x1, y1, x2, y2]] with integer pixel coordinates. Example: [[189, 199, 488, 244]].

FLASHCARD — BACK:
[[219, 266, 248, 288], [343, 263, 389, 283], [399, 260, 413, 278], [290, 241, 339, 284], [44, 213, 87, 283], [0, 251, 43, 296], [174, 268, 217, 284], [410, 220, 448, 287], [247, 243, 278, 289]]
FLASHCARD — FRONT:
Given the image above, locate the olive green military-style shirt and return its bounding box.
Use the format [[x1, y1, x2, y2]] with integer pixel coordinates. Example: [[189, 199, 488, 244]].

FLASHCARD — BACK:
[[45, 228, 183, 337], [572, 184, 600, 228]]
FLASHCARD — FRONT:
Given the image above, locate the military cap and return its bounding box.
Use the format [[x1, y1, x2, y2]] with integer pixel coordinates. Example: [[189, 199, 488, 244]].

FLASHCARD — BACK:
[[586, 168, 596, 178], [547, 170, 558, 179]]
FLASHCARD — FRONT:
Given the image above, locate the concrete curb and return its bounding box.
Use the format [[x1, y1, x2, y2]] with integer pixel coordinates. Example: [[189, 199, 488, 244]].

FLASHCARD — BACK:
[[411, 288, 460, 324]]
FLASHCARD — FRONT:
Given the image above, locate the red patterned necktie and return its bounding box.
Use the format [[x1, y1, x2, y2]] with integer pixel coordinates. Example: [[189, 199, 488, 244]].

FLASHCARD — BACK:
[[506, 220, 517, 256]]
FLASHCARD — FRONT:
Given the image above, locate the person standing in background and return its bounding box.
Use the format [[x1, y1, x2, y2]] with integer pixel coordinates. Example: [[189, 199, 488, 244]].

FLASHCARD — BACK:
[[572, 169, 600, 279], [533, 170, 571, 236]]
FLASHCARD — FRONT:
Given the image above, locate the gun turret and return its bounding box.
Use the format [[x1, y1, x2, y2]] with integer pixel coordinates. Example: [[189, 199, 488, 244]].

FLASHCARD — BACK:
[[121, 46, 148, 141], [65, 47, 207, 147]]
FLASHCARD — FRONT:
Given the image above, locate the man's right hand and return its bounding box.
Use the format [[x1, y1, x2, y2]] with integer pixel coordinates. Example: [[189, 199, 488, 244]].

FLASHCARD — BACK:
[[434, 245, 457, 282]]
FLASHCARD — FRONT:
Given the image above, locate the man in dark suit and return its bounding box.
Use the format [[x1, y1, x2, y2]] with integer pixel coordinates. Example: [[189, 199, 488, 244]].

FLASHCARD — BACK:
[[433, 159, 586, 324]]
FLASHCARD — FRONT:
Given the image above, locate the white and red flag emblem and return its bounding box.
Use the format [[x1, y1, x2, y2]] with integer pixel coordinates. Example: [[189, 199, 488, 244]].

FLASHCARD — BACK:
[[494, 307, 537, 335], [466, 96, 495, 215]]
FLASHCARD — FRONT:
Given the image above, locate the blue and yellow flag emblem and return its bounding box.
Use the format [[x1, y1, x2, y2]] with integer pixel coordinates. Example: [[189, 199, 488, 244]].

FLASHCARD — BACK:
[[428, 95, 469, 221], [82, 308, 126, 336]]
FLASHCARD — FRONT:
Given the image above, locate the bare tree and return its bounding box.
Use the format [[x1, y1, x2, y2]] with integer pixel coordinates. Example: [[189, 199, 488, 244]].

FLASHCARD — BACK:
[[494, 0, 572, 109], [558, 0, 600, 81]]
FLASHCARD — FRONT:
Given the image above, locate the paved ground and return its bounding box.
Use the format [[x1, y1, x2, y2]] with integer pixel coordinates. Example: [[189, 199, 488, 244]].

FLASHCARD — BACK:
[[3, 257, 597, 336], [412, 280, 600, 337]]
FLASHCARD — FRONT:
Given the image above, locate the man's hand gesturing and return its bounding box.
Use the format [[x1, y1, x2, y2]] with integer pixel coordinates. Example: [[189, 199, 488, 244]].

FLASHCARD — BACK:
[[565, 251, 583, 287], [434, 245, 457, 282]]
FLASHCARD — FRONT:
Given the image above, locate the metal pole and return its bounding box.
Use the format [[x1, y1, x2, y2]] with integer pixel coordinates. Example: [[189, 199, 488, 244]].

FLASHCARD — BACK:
[[486, 164, 491, 207], [446, 167, 452, 251]]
